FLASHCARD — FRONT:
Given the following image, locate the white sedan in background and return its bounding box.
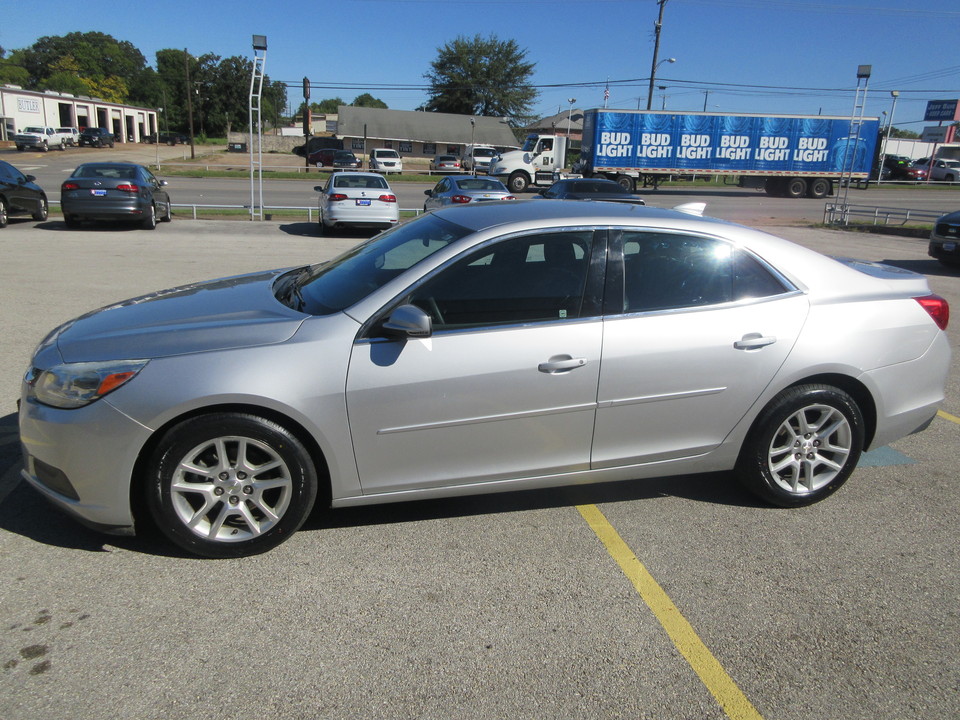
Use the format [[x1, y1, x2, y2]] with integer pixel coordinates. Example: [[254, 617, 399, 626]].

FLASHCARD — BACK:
[[316, 172, 399, 235]]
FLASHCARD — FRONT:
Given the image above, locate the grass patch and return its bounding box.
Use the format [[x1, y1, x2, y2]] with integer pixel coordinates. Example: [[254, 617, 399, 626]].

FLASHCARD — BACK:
[[815, 222, 932, 238]]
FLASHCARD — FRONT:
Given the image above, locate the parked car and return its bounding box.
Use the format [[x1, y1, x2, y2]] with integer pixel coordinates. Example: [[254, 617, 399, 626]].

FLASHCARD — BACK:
[[928, 159, 960, 182], [57, 127, 81, 147], [460, 145, 499, 173], [369, 148, 403, 174], [423, 176, 515, 210], [78, 128, 115, 148], [429, 155, 462, 172], [147, 131, 190, 145], [18, 201, 950, 557], [14, 126, 69, 151], [0, 160, 48, 227], [316, 171, 399, 234], [61, 162, 172, 229], [308, 148, 362, 169], [535, 178, 646, 204], [928, 210, 960, 267], [901, 163, 928, 181]]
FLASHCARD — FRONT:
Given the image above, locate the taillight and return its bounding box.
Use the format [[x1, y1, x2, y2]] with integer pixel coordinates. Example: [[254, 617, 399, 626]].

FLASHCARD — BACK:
[[915, 294, 949, 330], [62, 181, 79, 190], [328, 193, 348, 201], [378, 194, 397, 203], [116, 184, 139, 193], [504, 195, 517, 200], [451, 195, 472, 204]]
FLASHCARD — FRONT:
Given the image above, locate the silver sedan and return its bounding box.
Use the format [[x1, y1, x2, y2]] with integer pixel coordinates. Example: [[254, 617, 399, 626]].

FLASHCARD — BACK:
[[316, 171, 399, 235], [423, 176, 516, 211], [19, 201, 952, 557]]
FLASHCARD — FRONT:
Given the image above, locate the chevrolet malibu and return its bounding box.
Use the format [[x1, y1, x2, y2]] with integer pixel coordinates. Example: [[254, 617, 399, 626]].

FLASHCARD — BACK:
[[19, 202, 951, 558]]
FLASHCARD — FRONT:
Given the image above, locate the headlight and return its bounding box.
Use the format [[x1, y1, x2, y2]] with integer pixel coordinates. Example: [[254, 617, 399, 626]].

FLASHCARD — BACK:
[[26, 360, 149, 409]]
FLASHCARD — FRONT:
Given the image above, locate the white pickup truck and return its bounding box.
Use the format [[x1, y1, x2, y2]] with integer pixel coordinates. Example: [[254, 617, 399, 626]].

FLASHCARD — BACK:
[[14, 126, 71, 151]]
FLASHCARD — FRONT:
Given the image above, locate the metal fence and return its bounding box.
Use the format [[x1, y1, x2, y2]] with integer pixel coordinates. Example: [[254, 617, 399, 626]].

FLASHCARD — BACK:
[[824, 203, 943, 227]]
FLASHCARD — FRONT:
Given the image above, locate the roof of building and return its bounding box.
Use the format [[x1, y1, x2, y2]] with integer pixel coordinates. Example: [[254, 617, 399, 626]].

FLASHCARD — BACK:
[[336, 106, 518, 147], [526, 109, 584, 133]]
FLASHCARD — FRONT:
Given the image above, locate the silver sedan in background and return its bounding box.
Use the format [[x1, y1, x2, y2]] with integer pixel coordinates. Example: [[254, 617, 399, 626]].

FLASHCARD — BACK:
[[423, 175, 516, 210], [18, 201, 951, 558], [316, 171, 399, 235]]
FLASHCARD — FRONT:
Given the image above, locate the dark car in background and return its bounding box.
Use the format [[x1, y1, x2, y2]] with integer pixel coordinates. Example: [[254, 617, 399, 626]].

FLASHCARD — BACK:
[[61, 162, 172, 229], [308, 148, 362, 169], [929, 210, 960, 267], [0, 160, 49, 227], [536, 178, 646, 204], [147, 132, 190, 145], [79, 128, 115, 148]]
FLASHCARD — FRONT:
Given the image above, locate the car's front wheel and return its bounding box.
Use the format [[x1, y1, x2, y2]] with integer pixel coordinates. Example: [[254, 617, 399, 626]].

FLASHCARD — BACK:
[[736, 384, 864, 507], [0, 197, 8, 228], [146, 413, 319, 558]]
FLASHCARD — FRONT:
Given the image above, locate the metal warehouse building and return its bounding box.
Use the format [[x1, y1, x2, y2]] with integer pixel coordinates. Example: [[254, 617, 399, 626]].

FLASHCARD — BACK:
[[0, 85, 159, 143]]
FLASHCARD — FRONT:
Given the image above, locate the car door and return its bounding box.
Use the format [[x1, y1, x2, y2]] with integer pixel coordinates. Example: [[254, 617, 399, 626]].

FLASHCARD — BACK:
[[0, 161, 35, 214], [591, 229, 809, 468], [345, 229, 604, 494]]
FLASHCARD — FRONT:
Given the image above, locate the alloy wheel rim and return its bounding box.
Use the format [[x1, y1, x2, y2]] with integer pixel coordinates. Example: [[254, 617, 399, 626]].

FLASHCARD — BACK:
[[170, 435, 293, 542], [766, 403, 852, 495]]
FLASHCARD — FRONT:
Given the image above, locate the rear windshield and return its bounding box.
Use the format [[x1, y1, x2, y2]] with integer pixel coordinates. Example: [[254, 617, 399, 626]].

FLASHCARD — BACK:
[[333, 175, 388, 189]]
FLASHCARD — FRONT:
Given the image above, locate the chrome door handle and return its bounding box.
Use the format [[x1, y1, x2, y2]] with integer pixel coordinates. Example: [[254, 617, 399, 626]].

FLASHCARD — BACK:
[[538, 356, 587, 374], [734, 333, 777, 350]]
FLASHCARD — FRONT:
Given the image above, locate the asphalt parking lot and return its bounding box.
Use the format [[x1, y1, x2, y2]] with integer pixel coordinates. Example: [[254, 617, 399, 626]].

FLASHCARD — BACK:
[[0, 215, 958, 720]]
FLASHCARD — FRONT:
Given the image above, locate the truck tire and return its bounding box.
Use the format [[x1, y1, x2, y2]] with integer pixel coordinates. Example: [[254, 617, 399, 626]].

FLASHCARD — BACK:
[[784, 178, 807, 198], [507, 172, 530, 193], [41, 141, 49, 152], [807, 178, 830, 199], [615, 175, 636, 193]]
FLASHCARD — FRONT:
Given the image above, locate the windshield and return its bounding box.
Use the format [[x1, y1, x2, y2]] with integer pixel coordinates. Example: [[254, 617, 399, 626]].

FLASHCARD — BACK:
[[521, 135, 539, 152], [376, 150, 400, 159], [286, 214, 471, 315], [24, 127, 44, 133]]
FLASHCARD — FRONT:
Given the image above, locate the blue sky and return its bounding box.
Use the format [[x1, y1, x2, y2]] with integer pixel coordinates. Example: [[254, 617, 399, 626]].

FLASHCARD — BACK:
[[2, 0, 957, 130]]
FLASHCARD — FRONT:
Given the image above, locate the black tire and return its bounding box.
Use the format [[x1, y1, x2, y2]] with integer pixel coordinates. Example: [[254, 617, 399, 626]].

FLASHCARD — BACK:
[[807, 178, 830, 199], [32, 196, 48, 222], [41, 141, 49, 152], [146, 413, 318, 558], [16, 145, 24, 151], [142, 203, 157, 230], [784, 178, 807, 198], [64, 214, 80, 229], [160, 201, 173, 222], [59, 140, 66, 151], [616, 174, 636, 193], [736, 384, 864, 507], [507, 171, 529, 193], [0, 197, 8, 228]]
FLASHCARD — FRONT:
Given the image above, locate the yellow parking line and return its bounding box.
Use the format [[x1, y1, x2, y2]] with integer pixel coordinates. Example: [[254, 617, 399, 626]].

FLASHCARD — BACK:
[[938, 409, 960, 425], [577, 503, 764, 720]]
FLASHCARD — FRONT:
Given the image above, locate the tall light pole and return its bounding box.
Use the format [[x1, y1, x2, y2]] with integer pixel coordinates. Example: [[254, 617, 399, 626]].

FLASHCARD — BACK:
[[877, 90, 899, 186], [248, 34, 267, 221], [646, 0, 670, 110], [567, 98, 576, 141], [641, 57, 675, 110]]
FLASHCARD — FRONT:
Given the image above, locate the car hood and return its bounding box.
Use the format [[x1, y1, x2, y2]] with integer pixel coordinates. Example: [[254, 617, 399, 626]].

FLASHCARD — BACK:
[[53, 269, 306, 363]]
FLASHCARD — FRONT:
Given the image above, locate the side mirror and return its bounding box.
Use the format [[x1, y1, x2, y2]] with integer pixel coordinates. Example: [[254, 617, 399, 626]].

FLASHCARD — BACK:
[[24, 174, 36, 183], [381, 304, 432, 338], [424, 189, 432, 196], [313, 186, 324, 192]]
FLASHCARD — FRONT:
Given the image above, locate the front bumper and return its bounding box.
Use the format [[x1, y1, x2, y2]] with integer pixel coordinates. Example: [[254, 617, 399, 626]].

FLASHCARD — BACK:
[[929, 237, 960, 264], [18, 393, 152, 533]]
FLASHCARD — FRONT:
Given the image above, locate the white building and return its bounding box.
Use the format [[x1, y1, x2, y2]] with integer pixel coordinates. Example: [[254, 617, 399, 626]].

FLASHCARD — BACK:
[[1, 85, 159, 142]]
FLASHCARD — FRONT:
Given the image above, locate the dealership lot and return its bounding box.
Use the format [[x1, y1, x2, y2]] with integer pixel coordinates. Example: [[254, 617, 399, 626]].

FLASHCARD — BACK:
[[0, 216, 958, 719]]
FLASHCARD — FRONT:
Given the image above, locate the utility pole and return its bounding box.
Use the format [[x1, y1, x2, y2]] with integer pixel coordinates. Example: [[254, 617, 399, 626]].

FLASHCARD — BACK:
[[184, 49, 195, 159], [646, 0, 668, 110]]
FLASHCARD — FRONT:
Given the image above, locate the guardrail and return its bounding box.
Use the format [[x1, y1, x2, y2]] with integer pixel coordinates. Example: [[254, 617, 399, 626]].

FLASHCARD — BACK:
[[824, 203, 943, 227]]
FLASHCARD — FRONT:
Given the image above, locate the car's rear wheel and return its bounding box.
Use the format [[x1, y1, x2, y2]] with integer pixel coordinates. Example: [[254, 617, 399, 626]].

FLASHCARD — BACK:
[[146, 413, 318, 558], [64, 214, 80, 229], [736, 384, 864, 507], [160, 202, 173, 222], [0, 197, 8, 228], [32, 196, 48, 222], [142, 203, 157, 230]]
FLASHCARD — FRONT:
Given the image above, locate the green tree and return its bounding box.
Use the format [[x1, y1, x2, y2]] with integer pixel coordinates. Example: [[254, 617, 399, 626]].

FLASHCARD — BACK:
[[0, 47, 30, 86], [423, 34, 538, 119], [312, 97, 345, 114], [352, 93, 388, 109]]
